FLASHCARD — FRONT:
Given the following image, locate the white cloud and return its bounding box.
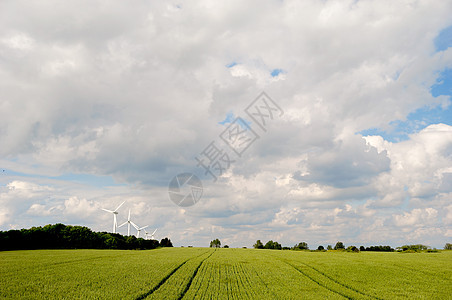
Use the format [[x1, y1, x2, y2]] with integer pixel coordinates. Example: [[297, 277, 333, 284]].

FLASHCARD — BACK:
[[0, 0, 451, 247], [64, 197, 97, 216], [393, 208, 438, 227], [26, 203, 55, 216]]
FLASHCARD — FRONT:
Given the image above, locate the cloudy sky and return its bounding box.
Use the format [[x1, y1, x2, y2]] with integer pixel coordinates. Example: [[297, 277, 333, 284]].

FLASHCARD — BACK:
[[1, 0, 451, 248]]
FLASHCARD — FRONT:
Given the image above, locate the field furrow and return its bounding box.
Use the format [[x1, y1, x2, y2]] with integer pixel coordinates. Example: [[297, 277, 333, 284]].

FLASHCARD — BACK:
[[135, 257, 191, 300], [145, 249, 214, 299], [284, 260, 375, 300]]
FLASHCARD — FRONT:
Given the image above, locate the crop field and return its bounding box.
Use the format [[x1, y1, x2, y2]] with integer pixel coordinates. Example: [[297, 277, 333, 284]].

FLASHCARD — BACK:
[[1, 248, 451, 299]]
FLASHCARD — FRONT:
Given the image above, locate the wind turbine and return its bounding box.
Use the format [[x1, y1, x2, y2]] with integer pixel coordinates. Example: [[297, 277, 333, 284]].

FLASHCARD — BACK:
[[118, 209, 136, 236], [101, 201, 125, 233], [133, 224, 148, 238], [144, 228, 157, 240], [150, 229, 157, 240]]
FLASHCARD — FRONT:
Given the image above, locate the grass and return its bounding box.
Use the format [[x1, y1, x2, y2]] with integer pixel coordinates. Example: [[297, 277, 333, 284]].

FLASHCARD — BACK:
[[0, 248, 451, 299]]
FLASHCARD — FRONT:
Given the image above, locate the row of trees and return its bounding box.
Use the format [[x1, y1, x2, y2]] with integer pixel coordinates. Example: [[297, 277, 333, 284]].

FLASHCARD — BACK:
[[253, 240, 282, 250], [251, 240, 451, 252], [0, 224, 173, 251]]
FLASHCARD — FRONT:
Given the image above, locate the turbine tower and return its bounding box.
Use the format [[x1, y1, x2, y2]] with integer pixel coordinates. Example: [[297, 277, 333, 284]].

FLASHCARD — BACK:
[[101, 201, 125, 233], [118, 209, 136, 236]]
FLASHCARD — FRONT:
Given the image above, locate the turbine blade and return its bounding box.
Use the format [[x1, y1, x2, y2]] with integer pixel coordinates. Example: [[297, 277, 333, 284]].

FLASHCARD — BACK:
[[101, 208, 114, 213], [118, 221, 127, 227], [130, 222, 139, 230], [140, 225, 148, 230], [115, 201, 126, 212], [152, 229, 157, 235]]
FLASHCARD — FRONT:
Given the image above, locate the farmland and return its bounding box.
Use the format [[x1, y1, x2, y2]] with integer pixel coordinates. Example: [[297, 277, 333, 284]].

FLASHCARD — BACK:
[[1, 248, 451, 299]]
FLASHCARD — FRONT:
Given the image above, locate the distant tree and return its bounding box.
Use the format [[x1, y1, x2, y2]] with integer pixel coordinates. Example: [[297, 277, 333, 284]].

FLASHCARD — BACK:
[[445, 243, 452, 250], [210, 239, 221, 248], [396, 244, 428, 252], [365, 245, 394, 252], [346, 246, 359, 252], [334, 241, 345, 250], [327, 245, 333, 250], [359, 246, 365, 251], [253, 240, 264, 249], [264, 240, 282, 250], [223, 245, 229, 248], [160, 237, 173, 247], [317, 245, 324, 251], [293, 242, 309, 250]]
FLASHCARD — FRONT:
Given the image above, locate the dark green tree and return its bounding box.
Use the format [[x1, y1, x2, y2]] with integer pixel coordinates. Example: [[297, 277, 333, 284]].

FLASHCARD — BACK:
[[317, 245, 324, 251], [334, 241, 345, 250], [293, 242, 309, 250], [253, 240, 264, 249], [444, 243, 452, 250], [327, 245, 333, 250], [346, 246, 359, 252], [160, 238, 173, 247], [210, 238, 221, 248], [264, 240, 282, 250]]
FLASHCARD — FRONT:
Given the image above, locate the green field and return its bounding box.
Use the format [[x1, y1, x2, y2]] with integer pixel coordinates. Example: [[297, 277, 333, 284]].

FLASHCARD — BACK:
[[1, 248, 451, 299]]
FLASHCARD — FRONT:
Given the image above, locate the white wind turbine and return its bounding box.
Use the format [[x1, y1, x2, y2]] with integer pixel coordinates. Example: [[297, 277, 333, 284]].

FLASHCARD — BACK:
[[101, 201, 125, 233], [133, 224, 148, 238], [118, 209, 136, 236], [150, 229, 157, 240], [144, 228, 157, 240]]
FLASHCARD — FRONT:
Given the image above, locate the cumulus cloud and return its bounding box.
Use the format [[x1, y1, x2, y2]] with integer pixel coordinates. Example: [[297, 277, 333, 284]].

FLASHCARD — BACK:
[[0, 0, 451, 247], [393, 208, 438, 227]]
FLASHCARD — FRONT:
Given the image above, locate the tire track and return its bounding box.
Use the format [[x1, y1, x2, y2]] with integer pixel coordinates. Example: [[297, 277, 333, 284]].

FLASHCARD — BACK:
[[285, 261, 350, 299], [250, 264, 278, 298], [282, 259, 380, 300], [2, 253, 132, 278], [177, 249, 216, 300], [135, 250, 211, 300], [299, 261, 382, 300]]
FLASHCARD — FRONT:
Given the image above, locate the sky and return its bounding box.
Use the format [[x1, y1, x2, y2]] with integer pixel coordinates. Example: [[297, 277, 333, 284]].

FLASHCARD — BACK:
[[1, 0, 451, 249]]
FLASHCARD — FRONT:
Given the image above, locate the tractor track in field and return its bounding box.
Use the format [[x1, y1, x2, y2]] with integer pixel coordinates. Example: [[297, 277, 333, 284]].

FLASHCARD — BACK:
[[281, 259, 381, 300], [251, 264, 278, 298], [299, 261, 382, 300], [135, 250, 212, 300], [3, 253, 130, 276], [177, 249, 216, 299]]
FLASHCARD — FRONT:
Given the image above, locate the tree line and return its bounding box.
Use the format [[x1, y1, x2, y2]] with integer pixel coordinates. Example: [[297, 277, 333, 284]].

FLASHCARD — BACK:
[[249, 240, 449, 252], [0, 223, 173, 251]]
